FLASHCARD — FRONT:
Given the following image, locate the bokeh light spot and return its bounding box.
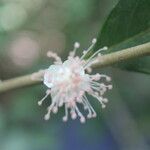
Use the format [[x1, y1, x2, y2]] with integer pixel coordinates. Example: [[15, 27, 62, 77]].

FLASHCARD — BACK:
[[9, 33, 39, 68], [0, 3, 27, 31]]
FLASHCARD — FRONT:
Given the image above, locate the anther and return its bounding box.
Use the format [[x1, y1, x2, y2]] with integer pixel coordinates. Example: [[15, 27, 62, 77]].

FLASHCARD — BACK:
[[80, 116, 86, 123], [74, 42, 80, 48], [62, 116, 68, 122], [108, 85, 113, 89], [92, 38, 97, 44], [44, 113, 50, 120], [103, 46, 108, 50]]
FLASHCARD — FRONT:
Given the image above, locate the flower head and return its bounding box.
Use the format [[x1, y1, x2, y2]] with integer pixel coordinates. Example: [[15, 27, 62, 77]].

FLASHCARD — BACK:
[[38, 38, 112, 123]]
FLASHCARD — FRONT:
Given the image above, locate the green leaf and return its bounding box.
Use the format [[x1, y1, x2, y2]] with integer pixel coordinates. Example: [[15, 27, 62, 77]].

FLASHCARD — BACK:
[[94, 0, 150, 74]]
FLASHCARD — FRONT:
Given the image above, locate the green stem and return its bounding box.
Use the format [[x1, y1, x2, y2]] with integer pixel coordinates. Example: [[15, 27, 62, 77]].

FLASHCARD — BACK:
[[91, 42, 150, 68], [0, 42, 150, 93]]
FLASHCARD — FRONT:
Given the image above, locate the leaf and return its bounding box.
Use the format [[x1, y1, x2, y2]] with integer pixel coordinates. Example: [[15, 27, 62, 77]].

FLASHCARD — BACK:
[[94, 0, 150, 74]]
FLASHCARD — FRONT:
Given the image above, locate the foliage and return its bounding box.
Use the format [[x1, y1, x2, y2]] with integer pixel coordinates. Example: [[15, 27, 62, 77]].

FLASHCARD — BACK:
[[95, 0, 150, 74]]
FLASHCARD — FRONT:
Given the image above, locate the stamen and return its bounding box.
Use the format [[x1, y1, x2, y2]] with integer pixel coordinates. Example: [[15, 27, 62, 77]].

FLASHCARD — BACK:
[[47, 51, 62, 64], [69, 42, 80, 58], [84, 46, 108, 69], [62, 104, 68, 122], [80, 38, 97, 60], [70, 107, 77, 120], [44, 102, 55, 120], [90, 91, 107, 109], [38, 90, 50, 106], [82, 95, 97, 118], [75, 105, 86, 123], [84, 100, 95, 116]]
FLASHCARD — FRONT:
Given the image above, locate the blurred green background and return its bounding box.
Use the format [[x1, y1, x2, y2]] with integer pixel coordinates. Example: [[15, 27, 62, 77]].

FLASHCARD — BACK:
[[0, 0, 150, 150]]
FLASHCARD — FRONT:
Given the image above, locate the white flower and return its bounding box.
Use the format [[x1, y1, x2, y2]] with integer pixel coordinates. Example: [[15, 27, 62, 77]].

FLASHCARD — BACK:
[[38, 38, 112, 123]]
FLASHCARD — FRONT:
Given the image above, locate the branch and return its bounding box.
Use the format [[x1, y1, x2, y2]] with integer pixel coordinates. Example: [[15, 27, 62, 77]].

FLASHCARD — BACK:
[[91, 42, 150, 68], [0, 42, 150, 93]]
